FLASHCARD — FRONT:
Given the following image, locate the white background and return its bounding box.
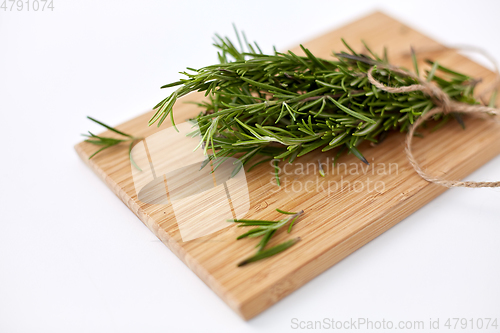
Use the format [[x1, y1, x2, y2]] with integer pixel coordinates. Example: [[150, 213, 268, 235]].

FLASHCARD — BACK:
[[1, 1, 500, 332]]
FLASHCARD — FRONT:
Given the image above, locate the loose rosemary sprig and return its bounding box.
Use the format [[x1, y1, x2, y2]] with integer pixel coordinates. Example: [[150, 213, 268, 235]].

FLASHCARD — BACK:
[[151, 28, 479, 172], [83, 116, 142, 170], [229, 208, 303, 266]]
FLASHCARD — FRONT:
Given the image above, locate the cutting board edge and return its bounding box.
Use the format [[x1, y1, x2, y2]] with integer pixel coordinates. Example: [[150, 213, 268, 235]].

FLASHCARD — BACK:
[[237, 132, 500, 319], [73, 143, 250, 319]]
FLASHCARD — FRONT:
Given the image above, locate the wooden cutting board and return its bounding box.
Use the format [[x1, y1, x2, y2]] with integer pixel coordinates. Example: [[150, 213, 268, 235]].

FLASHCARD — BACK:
[[74, 11, 500, 320]]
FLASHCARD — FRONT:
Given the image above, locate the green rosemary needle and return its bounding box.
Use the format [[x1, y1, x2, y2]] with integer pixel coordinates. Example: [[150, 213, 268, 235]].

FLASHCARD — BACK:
[[318, 160, 326, 177], [151, 28, 478, 172], [230, 208, 304, 266], [83, 116, 142, 171], [237, 238, 301, 267]]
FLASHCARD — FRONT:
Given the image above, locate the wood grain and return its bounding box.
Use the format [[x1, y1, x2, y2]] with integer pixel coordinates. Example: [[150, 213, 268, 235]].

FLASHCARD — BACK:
[[74, 11, 500, 320]]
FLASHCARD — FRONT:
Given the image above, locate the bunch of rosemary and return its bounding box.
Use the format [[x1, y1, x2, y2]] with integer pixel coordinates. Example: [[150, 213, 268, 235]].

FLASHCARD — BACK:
[[149, 28, 478, 170]]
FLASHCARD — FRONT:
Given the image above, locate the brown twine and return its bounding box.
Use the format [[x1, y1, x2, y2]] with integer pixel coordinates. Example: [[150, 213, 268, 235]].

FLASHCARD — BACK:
[[366, 65, 500, 188]]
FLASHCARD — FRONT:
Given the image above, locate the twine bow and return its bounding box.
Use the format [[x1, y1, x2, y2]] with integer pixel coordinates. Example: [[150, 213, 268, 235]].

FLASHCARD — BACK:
[[366, 65, 500, 188]]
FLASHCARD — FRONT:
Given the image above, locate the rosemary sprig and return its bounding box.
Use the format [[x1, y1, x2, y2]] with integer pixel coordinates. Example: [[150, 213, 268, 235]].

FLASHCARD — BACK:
[[229, 208, 304, 266], [151, 28, 479, 172], [83, 116, 142, 171]]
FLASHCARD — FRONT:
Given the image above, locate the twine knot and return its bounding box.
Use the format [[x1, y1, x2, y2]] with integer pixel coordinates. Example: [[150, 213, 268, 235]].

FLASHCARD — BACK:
[[366, 65, 500, 188]]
